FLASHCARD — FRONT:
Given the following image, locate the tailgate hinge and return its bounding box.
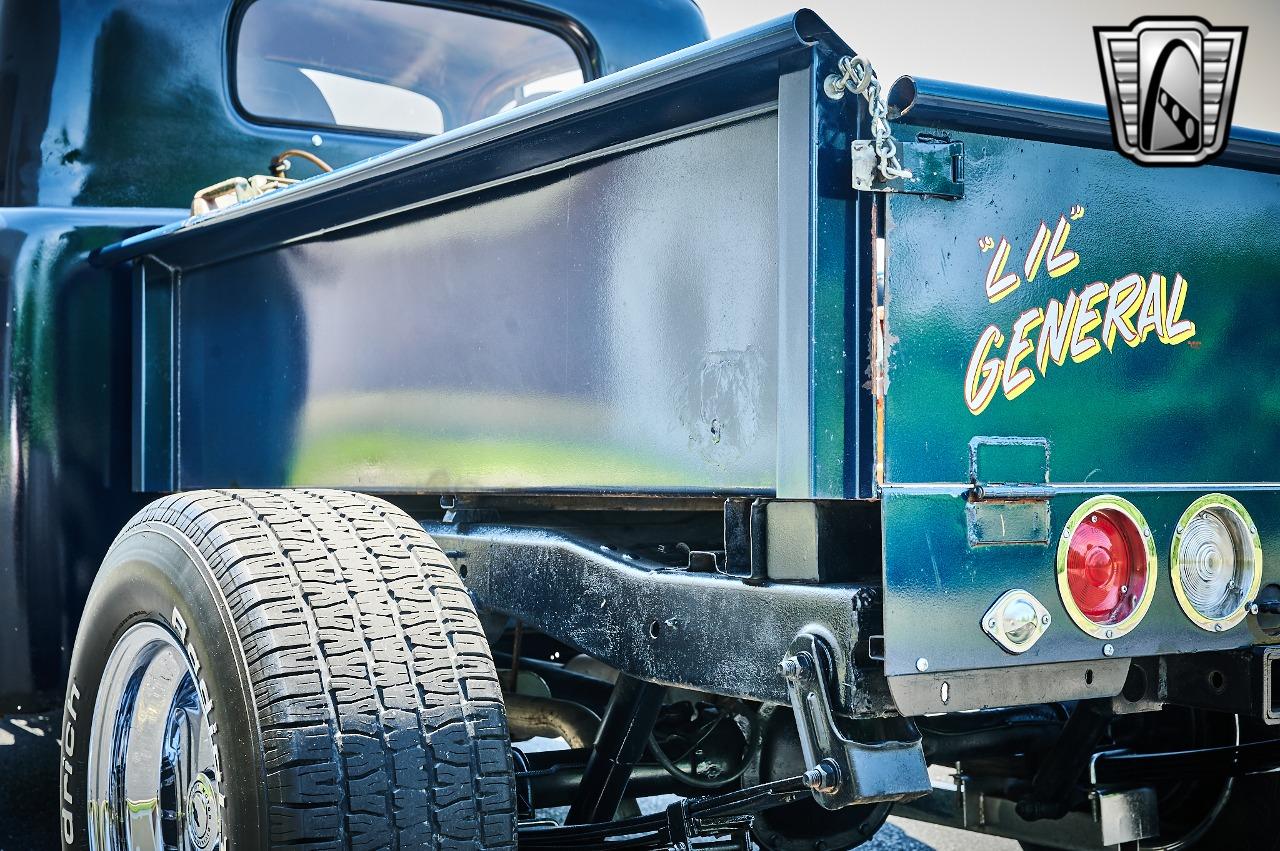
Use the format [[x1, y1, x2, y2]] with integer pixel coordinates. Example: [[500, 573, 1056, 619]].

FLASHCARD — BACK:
[[853, 139, 964, 199]]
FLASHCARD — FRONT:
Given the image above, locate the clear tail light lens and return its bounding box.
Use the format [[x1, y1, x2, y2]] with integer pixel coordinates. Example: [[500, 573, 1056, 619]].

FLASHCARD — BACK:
[[1057, 496, 1156, 639], [1171, 494, 1262, 631]]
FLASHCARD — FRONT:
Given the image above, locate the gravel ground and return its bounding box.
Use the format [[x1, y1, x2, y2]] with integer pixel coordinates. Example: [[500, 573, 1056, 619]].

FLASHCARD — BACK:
[[0, 716, 1015, 850]]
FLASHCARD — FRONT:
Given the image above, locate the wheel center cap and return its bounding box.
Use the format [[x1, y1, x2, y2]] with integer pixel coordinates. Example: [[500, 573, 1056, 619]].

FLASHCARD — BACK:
[[186, 773, 221, 849]]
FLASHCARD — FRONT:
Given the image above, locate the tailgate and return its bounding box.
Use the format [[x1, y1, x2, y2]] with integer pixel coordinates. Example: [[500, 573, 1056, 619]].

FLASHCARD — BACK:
[[878, 84, 1280, 713]]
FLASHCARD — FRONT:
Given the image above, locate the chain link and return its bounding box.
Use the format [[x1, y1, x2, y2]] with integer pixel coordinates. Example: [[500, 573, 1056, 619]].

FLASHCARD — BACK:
[[825, 55, 912, 183]]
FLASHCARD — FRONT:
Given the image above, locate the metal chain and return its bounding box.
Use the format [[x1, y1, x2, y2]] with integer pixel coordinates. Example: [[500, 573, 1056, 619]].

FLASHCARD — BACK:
[[825, 55, 912, 182]]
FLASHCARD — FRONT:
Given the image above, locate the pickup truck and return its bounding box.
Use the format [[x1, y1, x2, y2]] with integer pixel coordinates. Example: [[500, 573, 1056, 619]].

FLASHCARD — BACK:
[[4, 0, 1280, 849]]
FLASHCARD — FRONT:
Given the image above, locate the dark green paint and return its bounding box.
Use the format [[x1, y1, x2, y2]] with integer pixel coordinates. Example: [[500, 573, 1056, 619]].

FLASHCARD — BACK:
[[884, 488, 1280, 677], [0, 0, 710, 704], [883, 125, 1280, 485], [966, 500, 1049, 546], [2, 0, 709, 209], [879, 122, 1280, 678]]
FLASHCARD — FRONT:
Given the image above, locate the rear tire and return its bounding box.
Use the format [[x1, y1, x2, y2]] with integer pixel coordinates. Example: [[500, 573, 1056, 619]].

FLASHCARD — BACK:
[[60, 489, 516, 850]]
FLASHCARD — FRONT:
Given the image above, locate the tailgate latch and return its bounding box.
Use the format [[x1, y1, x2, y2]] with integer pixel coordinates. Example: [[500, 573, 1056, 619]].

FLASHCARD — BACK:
[[852, 139, 964, 199]]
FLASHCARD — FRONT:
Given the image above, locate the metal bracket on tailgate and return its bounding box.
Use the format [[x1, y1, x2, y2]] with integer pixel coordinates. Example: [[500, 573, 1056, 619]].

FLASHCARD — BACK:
[[853, 140, 964, 198], [824, 53, 964, 199], [780, 631, 930, 809]]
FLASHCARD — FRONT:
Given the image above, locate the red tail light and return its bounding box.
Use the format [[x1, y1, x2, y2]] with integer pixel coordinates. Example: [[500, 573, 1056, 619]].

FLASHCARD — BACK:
[[1066, 510, 1145, 623], [1057, 496, 1156, 639]]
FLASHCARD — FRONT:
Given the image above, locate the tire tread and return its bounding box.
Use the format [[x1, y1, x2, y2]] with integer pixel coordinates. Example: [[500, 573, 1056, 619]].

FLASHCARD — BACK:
[[117, 489, 516, 850]]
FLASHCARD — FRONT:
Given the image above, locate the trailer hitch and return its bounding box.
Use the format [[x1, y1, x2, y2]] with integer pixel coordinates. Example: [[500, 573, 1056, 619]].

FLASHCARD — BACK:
[[779, 631, 931, 809]]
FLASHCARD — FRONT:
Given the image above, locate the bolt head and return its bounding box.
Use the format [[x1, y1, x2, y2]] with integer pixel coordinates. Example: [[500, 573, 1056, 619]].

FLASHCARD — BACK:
[[1103, 643, 1115, 657], [1041, 613, 1052, 626], [916, 657, 929, 672]]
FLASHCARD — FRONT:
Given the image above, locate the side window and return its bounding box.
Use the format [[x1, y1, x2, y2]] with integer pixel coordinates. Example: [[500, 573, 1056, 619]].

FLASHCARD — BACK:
[[234, 0, 587, 137]]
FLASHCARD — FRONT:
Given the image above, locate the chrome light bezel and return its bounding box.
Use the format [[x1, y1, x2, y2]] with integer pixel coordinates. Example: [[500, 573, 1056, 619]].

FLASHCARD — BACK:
[[1056, 495, 1158, 640], [1170, 493, 1263, 632], [982, 588, 1051, 654]]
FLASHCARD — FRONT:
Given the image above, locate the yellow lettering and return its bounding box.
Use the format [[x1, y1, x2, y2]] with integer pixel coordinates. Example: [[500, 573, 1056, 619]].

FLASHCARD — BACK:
[[965, 325, 1006, 415], [1101, 273, 1144, 351], [1024, 221, 1051, 282], [1002, 308, 1044, 400], [1046, 215, 1081, 277], [1162, 273, 1196, 344], [1069, 281, 1108, 363], [1036, 292, 1079, 374], [985, 238, 1020, 303], [1135, 273, 1167, 343]]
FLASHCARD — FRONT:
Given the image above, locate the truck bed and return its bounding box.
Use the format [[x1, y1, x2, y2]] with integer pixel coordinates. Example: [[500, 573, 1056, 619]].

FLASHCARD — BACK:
[[101, 9, 1280, 714]]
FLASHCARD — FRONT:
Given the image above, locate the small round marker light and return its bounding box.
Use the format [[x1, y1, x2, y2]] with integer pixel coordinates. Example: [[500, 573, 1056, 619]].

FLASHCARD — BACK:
[[1057, 496, 1156, 639], [981, 590, 1051, 654], [1171, 494, 1262, 631], [1001, 597, 1039, 646]]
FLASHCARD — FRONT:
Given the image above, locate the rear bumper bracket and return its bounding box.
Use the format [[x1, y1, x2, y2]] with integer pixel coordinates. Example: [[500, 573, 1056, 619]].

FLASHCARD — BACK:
[[780, 631, 929, 808]]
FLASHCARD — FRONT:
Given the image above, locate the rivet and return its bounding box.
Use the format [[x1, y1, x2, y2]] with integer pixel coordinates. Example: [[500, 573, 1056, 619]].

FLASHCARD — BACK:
[[1103, 643, 1115, 657], [916, 657, 930, 672], [1105, 629, 1114, 639], [1120, 585, 1128, 594], [987, 618, 998, 630], [311, 133, 323, 147], [1214, 622, 1223, 632], [1041, 614, 1052, 626]]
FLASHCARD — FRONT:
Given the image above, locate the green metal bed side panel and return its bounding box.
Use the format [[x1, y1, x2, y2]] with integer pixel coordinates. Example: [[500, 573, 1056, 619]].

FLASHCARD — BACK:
[[882, 127, 1280, 486]]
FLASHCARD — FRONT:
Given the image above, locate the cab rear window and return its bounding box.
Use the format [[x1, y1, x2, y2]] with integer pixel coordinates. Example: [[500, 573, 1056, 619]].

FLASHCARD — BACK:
[[234, 0, 587, 137]]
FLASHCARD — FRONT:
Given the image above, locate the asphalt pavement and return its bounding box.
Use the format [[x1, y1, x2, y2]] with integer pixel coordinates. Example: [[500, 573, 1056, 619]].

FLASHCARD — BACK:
[[0, 714, 1016, 850], [0, 714, 59, 850]]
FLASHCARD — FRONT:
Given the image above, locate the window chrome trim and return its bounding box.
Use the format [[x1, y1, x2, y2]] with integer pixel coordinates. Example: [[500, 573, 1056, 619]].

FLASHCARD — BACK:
[[225, 0, 594, 141]]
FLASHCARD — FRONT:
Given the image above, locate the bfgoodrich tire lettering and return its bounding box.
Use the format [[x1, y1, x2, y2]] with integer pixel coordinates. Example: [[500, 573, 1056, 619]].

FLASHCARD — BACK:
[[61, 489, 516, 850]]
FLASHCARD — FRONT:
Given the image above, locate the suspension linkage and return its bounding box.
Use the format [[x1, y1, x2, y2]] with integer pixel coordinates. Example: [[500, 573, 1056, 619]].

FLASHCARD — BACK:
[[518, 763, 838, 849]]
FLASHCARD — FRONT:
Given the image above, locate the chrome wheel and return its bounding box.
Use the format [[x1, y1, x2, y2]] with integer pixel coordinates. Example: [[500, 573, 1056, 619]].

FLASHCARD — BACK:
[[86, 621, 222, 851]]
